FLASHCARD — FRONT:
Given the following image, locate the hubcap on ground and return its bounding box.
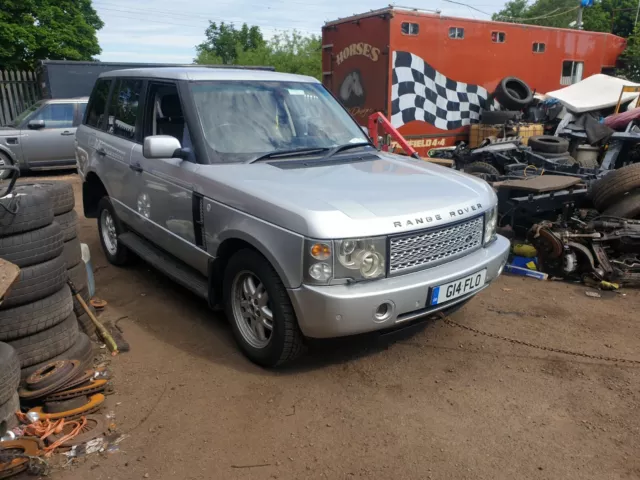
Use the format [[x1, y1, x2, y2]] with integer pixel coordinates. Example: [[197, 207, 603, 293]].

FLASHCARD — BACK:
[[231, 271, 273, 349], [100, 210, 118, 256]]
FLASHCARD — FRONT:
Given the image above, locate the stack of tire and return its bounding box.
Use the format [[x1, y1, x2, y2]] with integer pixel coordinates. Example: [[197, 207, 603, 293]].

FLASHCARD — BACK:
[[16, 182, 97, 340], [528, 135, 575, 164], [0, 184, 94, 383], [480, 77, 533, 125], [0, 342, 20, 432], [590, 163, 640, 219]]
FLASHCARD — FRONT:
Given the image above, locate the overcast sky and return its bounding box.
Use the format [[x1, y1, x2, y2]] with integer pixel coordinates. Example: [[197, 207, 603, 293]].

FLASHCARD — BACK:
[[94, 0, 507, 63]]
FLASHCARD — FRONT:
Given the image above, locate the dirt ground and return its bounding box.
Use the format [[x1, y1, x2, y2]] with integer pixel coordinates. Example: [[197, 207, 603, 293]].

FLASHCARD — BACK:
[[24, 172, 640, 480]]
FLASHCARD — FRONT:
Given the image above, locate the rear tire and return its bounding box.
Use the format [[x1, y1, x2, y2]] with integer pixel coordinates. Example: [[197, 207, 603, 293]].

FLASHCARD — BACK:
[[223, 249, 305, 367], [602, 189, 640, 218], [592, 164, 640, 211], [97, 197, 131, 266], [464, 162, 501, 179]]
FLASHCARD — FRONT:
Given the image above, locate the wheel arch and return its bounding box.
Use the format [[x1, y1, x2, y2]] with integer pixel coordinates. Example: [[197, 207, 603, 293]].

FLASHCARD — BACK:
[[82, 170, 109, 218], [209, 231, 298, 307]]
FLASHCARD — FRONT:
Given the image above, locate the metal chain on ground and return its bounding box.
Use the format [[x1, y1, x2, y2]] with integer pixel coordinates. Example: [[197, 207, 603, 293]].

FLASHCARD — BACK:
[[441, 315, 640, 365]]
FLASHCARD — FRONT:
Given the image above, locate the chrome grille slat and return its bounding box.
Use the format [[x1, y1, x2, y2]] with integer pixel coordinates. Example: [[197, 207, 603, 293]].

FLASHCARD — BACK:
[[389, 216, 484, 275]]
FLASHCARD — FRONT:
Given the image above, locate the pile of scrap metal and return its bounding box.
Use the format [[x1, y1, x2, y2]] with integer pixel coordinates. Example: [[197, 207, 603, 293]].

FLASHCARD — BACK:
[[528, 216, 640, 288], [0, 359, 112, 478]]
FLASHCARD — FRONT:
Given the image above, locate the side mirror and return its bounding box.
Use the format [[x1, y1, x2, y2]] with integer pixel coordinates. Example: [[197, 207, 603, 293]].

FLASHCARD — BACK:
[[28, 119, 45, 130], [143, 135, 182, 159]]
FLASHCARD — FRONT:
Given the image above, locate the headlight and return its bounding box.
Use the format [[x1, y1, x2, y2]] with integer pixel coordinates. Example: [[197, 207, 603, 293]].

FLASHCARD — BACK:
[[303, 237, 387, 284], [484, 206, 498, 245]]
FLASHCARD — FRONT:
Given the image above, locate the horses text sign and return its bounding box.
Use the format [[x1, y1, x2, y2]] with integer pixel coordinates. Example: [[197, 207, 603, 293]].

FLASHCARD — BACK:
[[336, 43, 380, 65]]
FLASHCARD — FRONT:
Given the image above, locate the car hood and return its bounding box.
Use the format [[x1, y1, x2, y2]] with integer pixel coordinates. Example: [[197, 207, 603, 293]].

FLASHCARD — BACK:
[[196, 152, 496, 238]]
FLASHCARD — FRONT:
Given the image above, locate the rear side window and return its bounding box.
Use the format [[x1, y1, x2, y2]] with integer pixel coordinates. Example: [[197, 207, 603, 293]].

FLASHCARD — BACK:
[[533, 43, 546, 53], [107, 79, 143, 141], [85, 79, 112, 129], [401, 22, 419, 35], [449, 27, 464, 39]]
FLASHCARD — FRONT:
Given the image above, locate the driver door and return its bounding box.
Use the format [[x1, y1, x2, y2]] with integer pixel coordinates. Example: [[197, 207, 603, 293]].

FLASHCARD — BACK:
[[131, 82, 206, 273], [20, 102, 77, 168]]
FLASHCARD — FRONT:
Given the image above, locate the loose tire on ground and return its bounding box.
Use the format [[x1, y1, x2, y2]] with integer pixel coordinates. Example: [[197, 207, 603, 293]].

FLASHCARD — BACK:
[[8, 313, 78, 368], [223, 249, 305, 367], [0, 187, 53, 238], [494, 77, 533, 110], [592, 164, 640, 211], [529, 135, 570, 154], [68, 261, 88, 293], [63, 237, 82, 269], [15, 182, 74, 215], [0, 221, 64, 268], [97, 197, 131, 266], [0, 254, 68, 309], [20, 332, 93, 380], [0, 286, 74, 342], [0, 392, 20, 432], [602, 189, 640, 218], [479, 110, 520, 125], [0, 342, 20, 405], [56, 210, 78, 242]]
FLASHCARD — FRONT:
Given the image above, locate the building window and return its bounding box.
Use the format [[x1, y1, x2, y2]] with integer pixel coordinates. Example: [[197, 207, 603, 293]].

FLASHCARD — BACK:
[[449, 27, 464, 39], [561, 61, 584, 85], [491, 31, 506, 43], [401, 22, 419, 35], [533, 42, 546, 53]]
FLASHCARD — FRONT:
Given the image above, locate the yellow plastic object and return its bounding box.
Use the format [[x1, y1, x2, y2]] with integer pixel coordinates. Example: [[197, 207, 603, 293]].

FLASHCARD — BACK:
[[600, 281, 620, 291], [513, 244, 538, 258], [469, 123, 544, 148]]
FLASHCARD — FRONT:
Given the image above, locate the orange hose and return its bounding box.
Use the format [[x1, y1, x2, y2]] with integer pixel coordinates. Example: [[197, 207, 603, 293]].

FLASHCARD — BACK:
[[15, 412, 89, 456]]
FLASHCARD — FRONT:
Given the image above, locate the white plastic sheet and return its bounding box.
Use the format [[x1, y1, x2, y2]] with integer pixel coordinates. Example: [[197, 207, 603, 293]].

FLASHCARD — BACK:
[[545, 74, 640, 113]]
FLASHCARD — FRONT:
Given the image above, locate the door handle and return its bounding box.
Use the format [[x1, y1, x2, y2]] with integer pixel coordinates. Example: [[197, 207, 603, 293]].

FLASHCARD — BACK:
[[61, 131, 75, 136], [129, 163, 143, 173], [96, 148, 106, 157]]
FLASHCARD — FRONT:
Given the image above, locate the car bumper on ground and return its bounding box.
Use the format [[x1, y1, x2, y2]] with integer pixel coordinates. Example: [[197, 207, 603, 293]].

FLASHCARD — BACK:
[[288, 235, 510, 338]]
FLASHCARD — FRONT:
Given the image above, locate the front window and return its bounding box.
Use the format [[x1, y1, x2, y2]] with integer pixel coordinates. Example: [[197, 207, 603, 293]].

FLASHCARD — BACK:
[[30, 103, 75, 129], [9, 101, 43, 127], [190, 81, 368, 163]]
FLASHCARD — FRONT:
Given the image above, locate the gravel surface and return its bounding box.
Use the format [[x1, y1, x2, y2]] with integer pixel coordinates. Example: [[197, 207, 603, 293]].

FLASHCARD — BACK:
[[29, 173, 640, 480]]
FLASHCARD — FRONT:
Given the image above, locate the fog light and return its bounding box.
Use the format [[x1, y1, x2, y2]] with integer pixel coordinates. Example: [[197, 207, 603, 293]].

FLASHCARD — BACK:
[[374, 301, 394, 322]]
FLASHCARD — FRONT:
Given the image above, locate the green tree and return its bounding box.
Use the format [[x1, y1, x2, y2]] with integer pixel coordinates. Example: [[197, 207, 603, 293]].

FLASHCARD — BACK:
[[621, 25, 640, 80], [493, 0, 637, 37], [236, 31, 322, 79], [0, 0, 103, 69], [194, 22, 265, 65]]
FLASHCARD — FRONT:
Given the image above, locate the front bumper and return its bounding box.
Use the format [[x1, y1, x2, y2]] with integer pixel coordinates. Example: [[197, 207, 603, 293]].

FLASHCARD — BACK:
[[288, 235, 510, 338]]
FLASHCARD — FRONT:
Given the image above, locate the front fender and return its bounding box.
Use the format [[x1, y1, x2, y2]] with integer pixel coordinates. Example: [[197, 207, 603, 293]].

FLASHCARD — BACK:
[[0, 145, 19, 166], [203, 198, 305, 288]]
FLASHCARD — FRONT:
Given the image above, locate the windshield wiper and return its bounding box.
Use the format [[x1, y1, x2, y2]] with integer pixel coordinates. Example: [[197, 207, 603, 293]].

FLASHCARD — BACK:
[[322, 142, 373, 159], [248, 147, 331, 164]]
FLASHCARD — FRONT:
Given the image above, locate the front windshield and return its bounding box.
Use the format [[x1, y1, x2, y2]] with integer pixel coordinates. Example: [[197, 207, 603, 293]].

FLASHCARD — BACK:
[[190, 81, 368, 163], [9, 101, 43, 127]]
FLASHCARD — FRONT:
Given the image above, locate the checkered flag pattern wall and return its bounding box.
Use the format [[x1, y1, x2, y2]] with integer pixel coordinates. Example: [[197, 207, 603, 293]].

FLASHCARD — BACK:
[[391, 51, 491, 130]]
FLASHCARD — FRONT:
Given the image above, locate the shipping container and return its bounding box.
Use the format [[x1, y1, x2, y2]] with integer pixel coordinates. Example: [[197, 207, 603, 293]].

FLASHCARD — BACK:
[[322, 7, 627, 157]]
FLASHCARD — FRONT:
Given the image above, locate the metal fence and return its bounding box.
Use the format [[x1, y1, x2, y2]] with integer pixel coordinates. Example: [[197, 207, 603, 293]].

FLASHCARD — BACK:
[[0, 70, 41, 126]]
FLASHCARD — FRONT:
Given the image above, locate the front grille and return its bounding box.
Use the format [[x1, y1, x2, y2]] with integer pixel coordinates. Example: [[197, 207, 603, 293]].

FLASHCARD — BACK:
[[389, 216, 484, 275]]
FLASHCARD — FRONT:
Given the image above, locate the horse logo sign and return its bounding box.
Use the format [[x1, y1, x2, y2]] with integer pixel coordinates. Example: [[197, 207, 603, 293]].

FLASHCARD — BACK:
[[339, 70, 366, 108]]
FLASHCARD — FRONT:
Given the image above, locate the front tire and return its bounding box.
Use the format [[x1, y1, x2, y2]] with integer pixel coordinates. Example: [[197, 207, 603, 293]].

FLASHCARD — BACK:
[[223, 249, 305, 367], [97, 197, 130, 266]]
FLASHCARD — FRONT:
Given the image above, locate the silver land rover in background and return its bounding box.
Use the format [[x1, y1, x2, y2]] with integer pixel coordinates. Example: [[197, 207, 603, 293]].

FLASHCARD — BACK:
[[76, 67, 510, 367]]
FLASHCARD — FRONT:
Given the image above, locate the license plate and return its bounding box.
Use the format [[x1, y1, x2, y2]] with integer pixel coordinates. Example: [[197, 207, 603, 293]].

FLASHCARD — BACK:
[[429, 270, 487, 306]]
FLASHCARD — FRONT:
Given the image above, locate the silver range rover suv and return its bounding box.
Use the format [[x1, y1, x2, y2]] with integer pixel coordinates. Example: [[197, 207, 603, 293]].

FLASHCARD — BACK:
[[76, 67, 510, 367]]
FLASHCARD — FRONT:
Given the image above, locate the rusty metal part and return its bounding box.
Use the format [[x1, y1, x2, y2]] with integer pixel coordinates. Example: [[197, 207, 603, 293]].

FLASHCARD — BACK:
[[58, 370, 95, 391], [591, 243, 614, 278], [43, 379, 108, 402], [532, 227, 564, 259], [0, 438, 41, 479], [44, 396, 89, 414], [566, 242, 599, 276], [45, 415, 107, 448], [25, 360, 74, 391], [18, 361, 81, 401], [89, 298, 107, 310], [28, 394, 105, 421]]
